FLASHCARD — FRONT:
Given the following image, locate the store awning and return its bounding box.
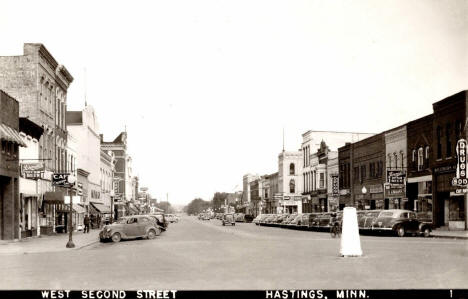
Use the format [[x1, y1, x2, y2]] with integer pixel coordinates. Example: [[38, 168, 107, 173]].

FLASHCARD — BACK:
[[74, 204, 87, 214], [56, 204, 87, 214], [43, 191, 65, 204], [90, 202, 112, 214], [0, 124, 27, 147]]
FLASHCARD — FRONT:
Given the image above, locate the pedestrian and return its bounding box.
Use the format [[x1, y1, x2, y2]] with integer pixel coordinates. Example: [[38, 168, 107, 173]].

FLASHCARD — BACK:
[[84, 214, 90, 233], [97, 214, 101, 228], [90, 214, 95, 229]]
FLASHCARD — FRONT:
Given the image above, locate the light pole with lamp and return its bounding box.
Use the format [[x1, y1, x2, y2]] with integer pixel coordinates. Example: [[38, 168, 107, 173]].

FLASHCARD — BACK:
[[66, 174, 77, 248]]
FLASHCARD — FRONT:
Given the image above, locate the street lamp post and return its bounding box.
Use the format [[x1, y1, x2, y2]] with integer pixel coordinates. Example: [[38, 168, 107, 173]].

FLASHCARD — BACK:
[[66, 175, 77, 248]]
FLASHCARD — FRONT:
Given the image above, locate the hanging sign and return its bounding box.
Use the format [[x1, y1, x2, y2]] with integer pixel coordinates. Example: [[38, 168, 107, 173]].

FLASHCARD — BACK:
[[452, 139, 468, 187], [20, 163, 45, 180], [332, 175, 339, 196]]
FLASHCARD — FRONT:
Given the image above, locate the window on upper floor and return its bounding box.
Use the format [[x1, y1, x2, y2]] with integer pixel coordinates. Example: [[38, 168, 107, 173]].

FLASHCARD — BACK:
[[319, 173, 325, 189], [418, 147, 424, 171], [425, 146, 430, 167], [354, 167, 359, 183], [437, 126, 442, 159], [393, 153, 398, 169], [290, 163, 295, 175], [446, 123, 452, 158], [387, 154, 392, 168], [360, 165, 366, 183], [289, 179, 295, 193]]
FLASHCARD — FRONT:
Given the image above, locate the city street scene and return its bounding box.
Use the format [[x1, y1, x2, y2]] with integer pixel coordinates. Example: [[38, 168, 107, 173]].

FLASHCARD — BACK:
[[0, 0, 467, 297]]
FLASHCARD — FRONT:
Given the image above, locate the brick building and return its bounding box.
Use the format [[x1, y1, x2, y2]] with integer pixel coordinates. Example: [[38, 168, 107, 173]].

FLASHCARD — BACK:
[[432, 91, 467, 230], [0, 44, 74, 234], [351, 133, 385, 210], [406, 114, 433, 218], [0, 90, 26, 240], [384, 125, 407, 210], [338, 143, 352, 210]]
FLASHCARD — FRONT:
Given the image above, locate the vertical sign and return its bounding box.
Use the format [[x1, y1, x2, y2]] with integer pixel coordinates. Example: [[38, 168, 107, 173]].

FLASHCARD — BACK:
[[332, 175, 339, 196], [452, 139, 468, 187]]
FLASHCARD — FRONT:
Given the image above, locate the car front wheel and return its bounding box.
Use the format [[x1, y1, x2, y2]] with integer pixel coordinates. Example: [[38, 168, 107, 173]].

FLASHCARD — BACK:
[[147, 229, 156, 240], [111, 232, 121, 243], [397, 226, 405, 237], [423, 227, 431, 238]]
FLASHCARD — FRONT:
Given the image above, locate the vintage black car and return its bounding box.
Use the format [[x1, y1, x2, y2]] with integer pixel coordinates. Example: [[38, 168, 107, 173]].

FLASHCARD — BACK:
[[371, 209, 433, 237], [222, 213, 236, 226]]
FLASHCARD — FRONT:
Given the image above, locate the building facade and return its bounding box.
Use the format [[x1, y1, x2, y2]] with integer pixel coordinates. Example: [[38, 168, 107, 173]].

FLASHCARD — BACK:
[[352, 133, 385, 210], [18, 117, 44, 238], [384, 126, 407, 210], [406, 114, 433, 219], [0, 91, 25, 240], [0, 43, 74, 235], [66, 106, 103, 214], [432, 91, 467, 230], [278, 150, 303, 214]]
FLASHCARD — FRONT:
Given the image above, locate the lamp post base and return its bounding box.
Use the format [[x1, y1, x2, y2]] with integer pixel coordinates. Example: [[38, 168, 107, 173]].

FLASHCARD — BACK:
[[66, 240, 75, 248]]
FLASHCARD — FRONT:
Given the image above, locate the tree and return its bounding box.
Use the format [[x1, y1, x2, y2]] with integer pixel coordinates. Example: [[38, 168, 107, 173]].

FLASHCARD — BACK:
[[185, 198, 211, 215], [212, 192, 228, 212]]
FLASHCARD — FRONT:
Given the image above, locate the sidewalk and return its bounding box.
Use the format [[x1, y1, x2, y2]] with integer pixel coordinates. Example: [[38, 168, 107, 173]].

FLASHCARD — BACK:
[[0, 229, 100, 255], [430, 229, 468, 240]]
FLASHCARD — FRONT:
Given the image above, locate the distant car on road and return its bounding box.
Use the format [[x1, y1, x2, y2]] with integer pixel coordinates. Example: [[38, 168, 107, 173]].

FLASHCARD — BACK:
[[166, 214, 179, 223], [222, 213, 236, 226], [99, 215, 161, 243], [234, 213, 245, 222]]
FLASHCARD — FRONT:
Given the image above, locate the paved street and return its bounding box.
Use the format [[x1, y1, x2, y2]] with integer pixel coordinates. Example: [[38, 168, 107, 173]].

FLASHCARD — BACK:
[[1, 215, 467, 290]]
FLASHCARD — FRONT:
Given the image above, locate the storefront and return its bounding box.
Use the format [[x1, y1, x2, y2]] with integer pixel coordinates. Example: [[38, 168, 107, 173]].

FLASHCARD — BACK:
[[407, 175, 433, 221], [384, 184, 406, 210], [41, 191, 64, 235], [433, 167, 464, 229], [339, 189, 351, 210], [20, 194, 39, 238]]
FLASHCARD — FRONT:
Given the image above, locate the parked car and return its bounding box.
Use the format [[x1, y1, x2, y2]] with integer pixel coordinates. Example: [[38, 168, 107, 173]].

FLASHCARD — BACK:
[[283, 214, 299, 227], [298, 213, 312, 229], [149, 213, 168, 230], [222, 213, 236, 226], [287, 214, 303, 228], [244, 214, 255, 223], [358, 210, 382, 232], [254, 214, 269, 225], [234, 213, 245, 222], [99, 215, 161, 243], [166, 214, 179, 223], [371, 209, 433, 237]]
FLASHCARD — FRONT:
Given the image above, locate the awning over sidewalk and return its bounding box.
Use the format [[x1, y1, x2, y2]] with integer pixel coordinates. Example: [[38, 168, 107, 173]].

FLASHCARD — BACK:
[[55, 204, 87, 214], [90, 202, 111, 214], [43, 191, 65, 204], [0, 124, 27, 147]]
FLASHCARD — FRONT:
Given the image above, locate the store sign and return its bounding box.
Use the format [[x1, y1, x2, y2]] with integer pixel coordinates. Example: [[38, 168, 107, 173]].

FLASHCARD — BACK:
[[452, 139, 468, 187], [332, 175, 339, 195], [52, 173, 75, 188], [369, 184, 383, 194], [387, 170, 406, 185], [454, 189, 468, 194], [21, 163, 45, 180], [385, 186, 405, 197]]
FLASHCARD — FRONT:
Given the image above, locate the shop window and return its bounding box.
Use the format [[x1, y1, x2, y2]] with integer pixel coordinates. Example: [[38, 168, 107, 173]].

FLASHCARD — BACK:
[[1, 140, 6, 153], [289, 163, 295, 175], [289, 179, 295, 193]]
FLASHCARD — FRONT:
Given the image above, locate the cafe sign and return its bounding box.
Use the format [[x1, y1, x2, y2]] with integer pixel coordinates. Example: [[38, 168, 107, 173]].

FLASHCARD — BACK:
[[452, 139, 468, 187], [52, 173, 75, 188]]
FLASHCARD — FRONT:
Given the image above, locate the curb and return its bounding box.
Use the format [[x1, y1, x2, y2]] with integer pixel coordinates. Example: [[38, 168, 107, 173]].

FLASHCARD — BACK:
[[430, 234, 468, 240]]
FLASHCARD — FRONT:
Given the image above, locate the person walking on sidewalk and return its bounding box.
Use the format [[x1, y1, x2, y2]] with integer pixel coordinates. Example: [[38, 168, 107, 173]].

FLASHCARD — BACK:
[[84, 214, 90, 233]]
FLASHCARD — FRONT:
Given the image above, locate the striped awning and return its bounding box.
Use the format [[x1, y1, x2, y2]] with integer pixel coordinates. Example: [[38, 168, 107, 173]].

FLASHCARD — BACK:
[[0, 124, 27, 147]]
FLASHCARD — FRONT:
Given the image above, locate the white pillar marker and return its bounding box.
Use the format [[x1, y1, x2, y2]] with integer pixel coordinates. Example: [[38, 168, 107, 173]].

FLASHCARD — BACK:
[[340, 207, 362, 257]]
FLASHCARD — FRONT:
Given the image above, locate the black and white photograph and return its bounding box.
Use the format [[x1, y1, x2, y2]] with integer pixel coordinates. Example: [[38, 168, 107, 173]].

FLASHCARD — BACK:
[[0, 0, 467, 298]]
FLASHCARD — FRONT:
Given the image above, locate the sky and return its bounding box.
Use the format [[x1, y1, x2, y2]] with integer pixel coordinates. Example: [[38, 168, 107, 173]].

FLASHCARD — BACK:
[[0, 0, 467, 206]]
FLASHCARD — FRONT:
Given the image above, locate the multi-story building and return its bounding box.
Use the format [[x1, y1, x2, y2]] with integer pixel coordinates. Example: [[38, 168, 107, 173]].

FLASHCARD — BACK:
[[384, 125, 407, 210], [0, 90, 25, 240], [278, 150, 303, 214], [264, 172, 279, 214], [338, 143, 352, 210], [101, 132, 131, 218], [352, 133, 385, 210], [249, 178, 261, 217], [66, 106, 103, 215], [18, 117, 44, 238], [406, 114, 433, 218], [0, 43, 74, 235], [100, 149, 115, 219], [326, 150, 339, 212], [432, 91, 467, 230], [241, 173, 260, 215]]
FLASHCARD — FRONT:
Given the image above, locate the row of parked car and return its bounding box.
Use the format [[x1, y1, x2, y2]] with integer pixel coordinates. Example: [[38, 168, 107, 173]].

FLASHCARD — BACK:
[[253, 209, 433, 237], [99, 213, 178, 242]]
